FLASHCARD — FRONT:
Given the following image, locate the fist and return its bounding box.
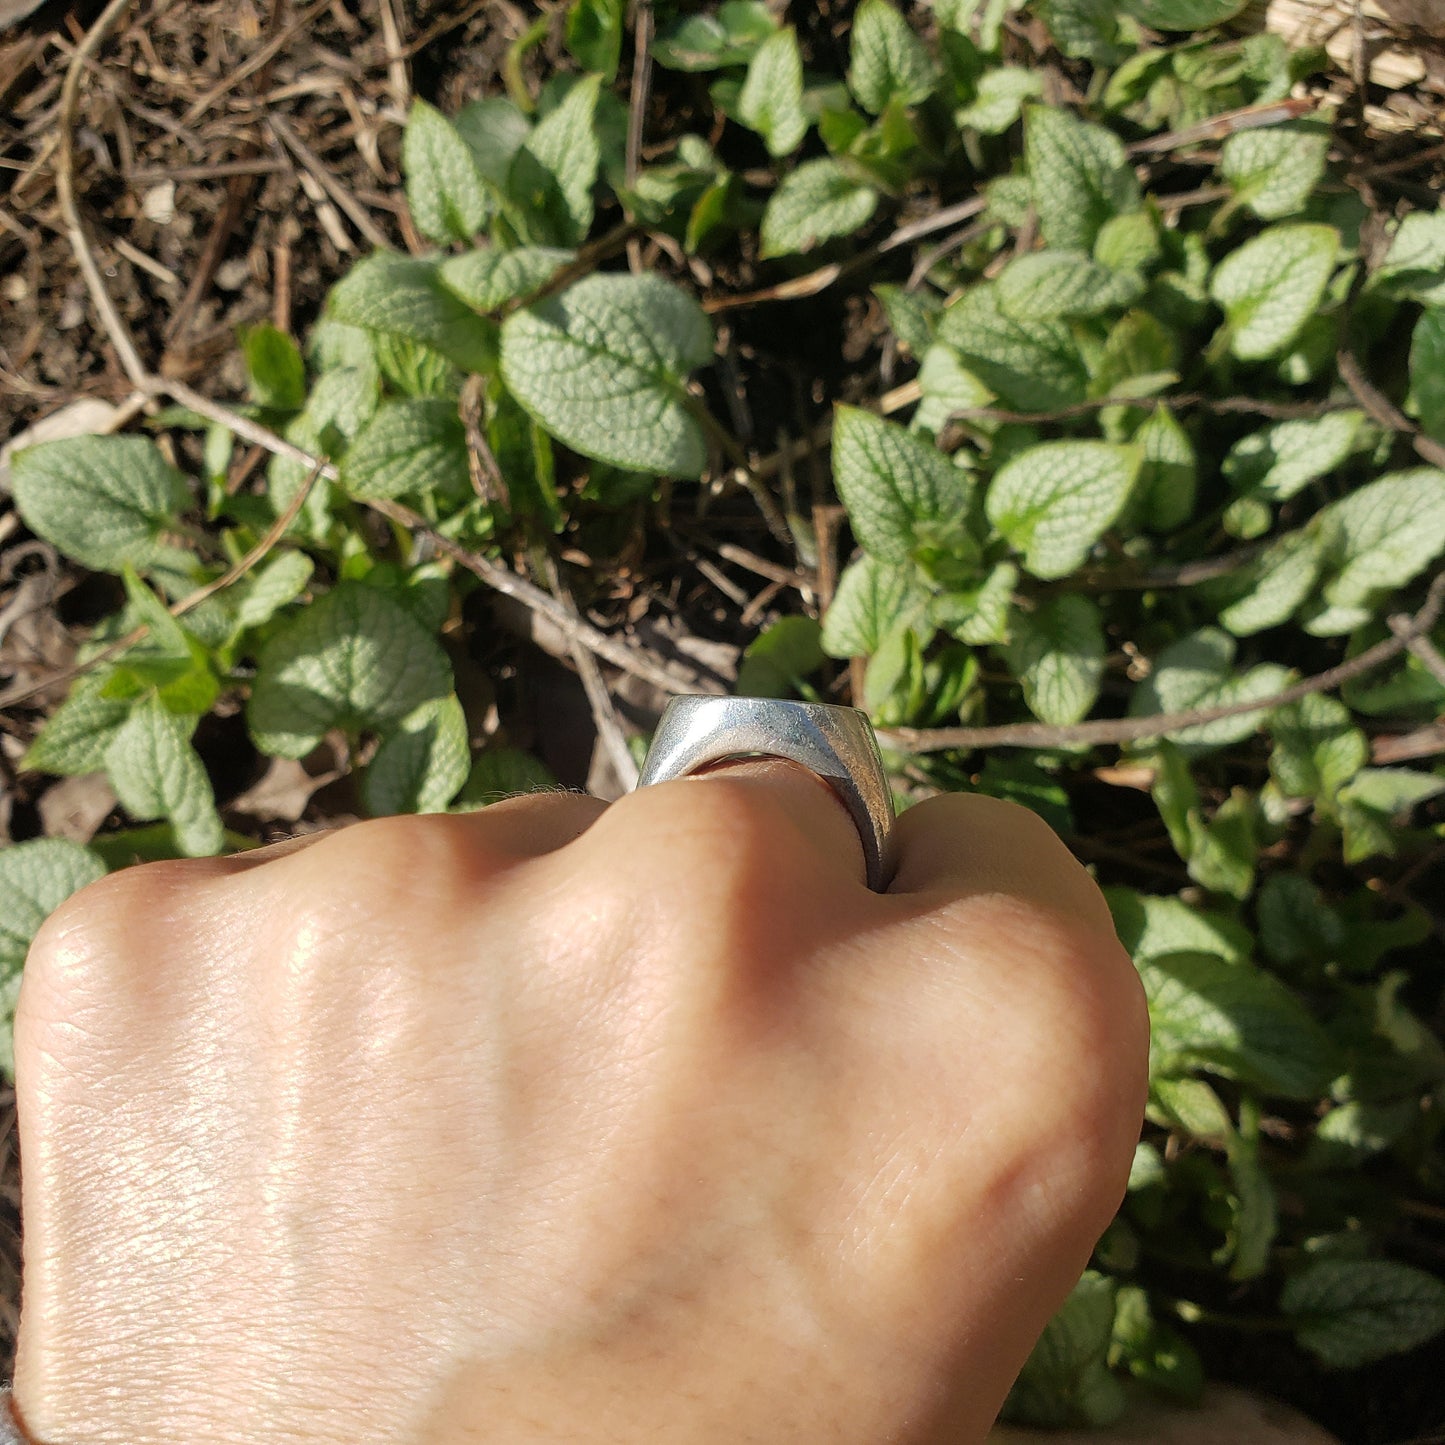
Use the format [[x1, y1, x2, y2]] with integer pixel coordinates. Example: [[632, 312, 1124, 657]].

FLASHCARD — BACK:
[[13, 764, 1146, 1445]]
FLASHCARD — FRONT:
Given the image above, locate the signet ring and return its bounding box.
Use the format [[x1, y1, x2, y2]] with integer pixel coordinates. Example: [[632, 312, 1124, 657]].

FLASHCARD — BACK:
[[636, 696, 896, 891]]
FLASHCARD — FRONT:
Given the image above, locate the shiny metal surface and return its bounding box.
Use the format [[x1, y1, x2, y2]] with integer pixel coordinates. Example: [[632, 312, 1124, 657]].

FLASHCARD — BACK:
[[637, 696, 896, 891]]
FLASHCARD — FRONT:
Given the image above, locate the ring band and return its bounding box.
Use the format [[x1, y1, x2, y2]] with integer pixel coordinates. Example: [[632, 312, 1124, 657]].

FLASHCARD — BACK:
[[636, 696, 896, 891]]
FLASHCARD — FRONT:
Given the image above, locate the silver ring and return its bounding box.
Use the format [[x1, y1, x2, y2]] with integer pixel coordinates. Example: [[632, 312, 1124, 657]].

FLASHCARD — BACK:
[[636, 696, 896, 891]]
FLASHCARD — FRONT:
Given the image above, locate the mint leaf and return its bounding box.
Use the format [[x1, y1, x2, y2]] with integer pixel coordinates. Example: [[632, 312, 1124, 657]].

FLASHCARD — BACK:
[[0, 838, 106, 973], [104, 699, 223, 858], [341, 398, 471, 502], [985, 440, 1141, 579], [1142, 949, 1334, 1098], [1007, 1273, 1125, 1430], [234, 552, 314, 632], [738, 26, 807, 156], [1410, 308, 1445, 443], [1130, 628, 1291, 755], [1132, 404, 1197, 531], [931, 562, 1018, 646], [832, 407, 972, 562], [1222, 411, 1366, 500], [243, 323, 307, 411], [1257, 873, 1345, 968], [736, 615, 826, 697], [248, 581, 453, 758], [362, 693, 470, 816], [822, 554, 931, 657], [912, 343, 993, 436], [1375, 210, 1445, 306], [936, 282, 1090, 412], [1107, 886, 1252, 966], [1120, 0, 1250, 25], [995, 250, 1145, 320], [510, 74, 602, 246], [1006, 594, 1105, 725], [439, 245, 574, 313], [1284, 1261, 1445, 1368], [874, 284, 939, 357], [11, 435, 192, 575], [651, 0, 776, 71], [453, 97, 532, 192], [955, 66, 1043, 134], [1210, 223, 1339, 361], [500, 272, 714, 478], [1337, 767, 1445, 863], [1025, 104, 1141, 252], [1315, 468, 1445, 611], [1220, 118, 1330, 220], [565, 0, 624, 79], [22, 675, 131, 775], [848, 0, 936, 115], [329, 253, 497, 374], [1218, 528, 1324, 636], [402, 99, 491, 244], [759, 158, 879, 258]]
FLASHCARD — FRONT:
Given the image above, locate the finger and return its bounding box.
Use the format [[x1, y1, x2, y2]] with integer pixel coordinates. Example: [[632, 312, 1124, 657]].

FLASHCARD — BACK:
[[887, 791, 1115, 931]]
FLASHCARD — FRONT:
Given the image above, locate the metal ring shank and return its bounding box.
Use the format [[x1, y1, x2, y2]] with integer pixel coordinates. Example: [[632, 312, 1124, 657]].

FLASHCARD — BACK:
[[636, 696, 896, 891]]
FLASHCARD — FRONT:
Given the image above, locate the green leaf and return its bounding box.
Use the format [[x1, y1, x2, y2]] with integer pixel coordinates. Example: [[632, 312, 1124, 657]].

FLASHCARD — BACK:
[[1130, 629, 1291, 755], [931, 561, 1018, 645], [1269, 693, 1368, 801], [985, 440, 1141, 580], [955, 66, 1042, 134], [1221, 411, 1366, 500], [995, 250, 1145, 320], [1006, 1273, 1125, 1429], [1185, 789, 1258, 901], [874, 284, 940, 358], [936, 283, 1091, 412], [341, 398, 471, 502], [1374, 210, 1445, 307], [1209, 223, 1340, 361], [243, 323, 307, 411], [1035, 0, 1129, 64], [1220, 118, 1331, 220], [362, 693, 470, 816], [736, 616, 826, 696], [439, 245, 575, 313], [1024, 104, 1141, 253], [1315, 468, 1445, 612], [565, 0, 624, 79], [738, 26, 807, 156], [486, 378, 561, 528], [402, 99, 491, 244], [1006, 593, 1105, 725], [234, 551, 314, 632], [456, 746, 558, 805], [1284, 1261, 1445, 1368], [0, 837, 106, 974], [1120, 0, 1249, 24], [1094, 210, 1161, 272], [1132, 404, 1197, 532], [104, 699, 223, 858], [1141, 949, 1335, 1098], [1106, 886, 1252, 966], [329, 253, 497, 374], [510, 74, 602, 247], [1225, 1133, 1277, 1281], [500, 272, 714, 478], [848, 0, 936, 114], [912, 344, 993, 436], [1149, 1075, 1233, 1141], [759, 158, 879, 258], [453, 97, 532, 192], [1410, 308, 1445, 443], [1257, 873, 1345, 969], [651, 0, 776, 71], [11, 435, 193, 576], [22, 675, 132, 775], [1309, 1098, 1417, 1167], [1337, 767, 1445, 863], [1218, 529, 1324, 637], [832, 407, 972, 563], [248, 581, 453, 759]]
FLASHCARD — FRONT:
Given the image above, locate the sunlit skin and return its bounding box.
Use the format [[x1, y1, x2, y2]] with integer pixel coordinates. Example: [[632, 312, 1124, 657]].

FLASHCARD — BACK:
[[13, 761, 1147, 1445]]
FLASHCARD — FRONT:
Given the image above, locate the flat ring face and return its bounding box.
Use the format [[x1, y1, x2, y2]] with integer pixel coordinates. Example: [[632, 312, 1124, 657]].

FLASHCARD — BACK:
[[636, 696, 896, 891]]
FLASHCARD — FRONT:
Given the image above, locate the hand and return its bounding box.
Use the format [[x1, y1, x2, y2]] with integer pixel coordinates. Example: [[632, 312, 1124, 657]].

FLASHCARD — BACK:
[[13, 763, 1147, 1445]]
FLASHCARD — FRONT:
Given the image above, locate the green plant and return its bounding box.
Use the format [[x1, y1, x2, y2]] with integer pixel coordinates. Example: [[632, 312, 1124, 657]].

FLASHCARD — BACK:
[[8, 0, 1445, 1427]]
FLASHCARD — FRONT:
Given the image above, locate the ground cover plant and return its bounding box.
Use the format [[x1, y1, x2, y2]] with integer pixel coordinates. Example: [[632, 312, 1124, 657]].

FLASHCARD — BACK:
[[3, 0, 1445, 1436]]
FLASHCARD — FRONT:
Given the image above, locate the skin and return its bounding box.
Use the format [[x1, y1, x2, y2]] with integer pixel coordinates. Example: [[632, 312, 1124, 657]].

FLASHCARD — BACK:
[[11, 762, 1148, 1445]]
